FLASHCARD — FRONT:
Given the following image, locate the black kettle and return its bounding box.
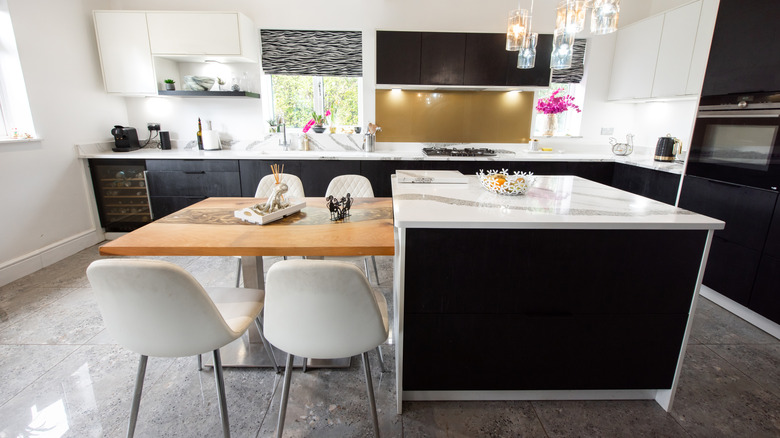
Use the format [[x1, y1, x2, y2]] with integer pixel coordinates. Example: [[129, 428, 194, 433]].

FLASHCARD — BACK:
[[654, 134, 682, 162]]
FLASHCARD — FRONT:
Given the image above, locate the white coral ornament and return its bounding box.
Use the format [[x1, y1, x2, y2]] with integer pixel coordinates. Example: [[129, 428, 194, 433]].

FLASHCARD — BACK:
[[477, 169, 534, 195]]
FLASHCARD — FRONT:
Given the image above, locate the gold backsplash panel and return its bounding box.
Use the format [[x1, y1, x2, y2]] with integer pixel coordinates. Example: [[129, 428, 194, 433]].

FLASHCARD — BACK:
[[375, 89, 533, 143]]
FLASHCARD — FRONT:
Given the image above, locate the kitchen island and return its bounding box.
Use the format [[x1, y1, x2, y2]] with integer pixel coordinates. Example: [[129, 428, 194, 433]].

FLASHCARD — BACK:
[[391, 174, 723, 414]]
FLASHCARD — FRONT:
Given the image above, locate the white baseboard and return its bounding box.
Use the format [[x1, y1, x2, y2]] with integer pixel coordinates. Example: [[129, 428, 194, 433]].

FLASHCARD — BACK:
[[0, 229, 104, 287], [700, 286, 780, 340]]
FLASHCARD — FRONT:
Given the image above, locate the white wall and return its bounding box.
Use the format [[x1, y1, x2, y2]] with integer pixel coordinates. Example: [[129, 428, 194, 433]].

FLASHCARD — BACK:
[[0, 0, 128, 285]]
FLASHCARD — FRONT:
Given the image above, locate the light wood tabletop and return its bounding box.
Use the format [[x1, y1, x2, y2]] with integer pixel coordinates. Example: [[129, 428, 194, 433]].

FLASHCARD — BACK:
[[99, 197, 395, 257]]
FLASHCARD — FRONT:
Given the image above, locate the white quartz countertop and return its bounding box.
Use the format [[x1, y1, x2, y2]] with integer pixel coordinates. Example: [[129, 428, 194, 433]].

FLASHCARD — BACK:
[[76, 136, 685, 175], [391, 174, 723, 230]]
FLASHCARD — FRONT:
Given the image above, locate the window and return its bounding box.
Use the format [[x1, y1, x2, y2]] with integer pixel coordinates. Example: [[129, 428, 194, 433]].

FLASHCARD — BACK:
[[0, 3, 36, 140], [533, 83, 584, 137], [267, 74, 361, 129], [0, 99, 7, 137]]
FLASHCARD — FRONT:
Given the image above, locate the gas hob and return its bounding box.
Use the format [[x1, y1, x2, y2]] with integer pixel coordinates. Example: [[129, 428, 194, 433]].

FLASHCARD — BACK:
[[422, 147, 497, 157]]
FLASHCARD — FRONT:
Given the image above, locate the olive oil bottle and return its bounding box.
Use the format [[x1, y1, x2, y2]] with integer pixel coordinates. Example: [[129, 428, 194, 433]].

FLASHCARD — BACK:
[[197, 117, 203, 150]]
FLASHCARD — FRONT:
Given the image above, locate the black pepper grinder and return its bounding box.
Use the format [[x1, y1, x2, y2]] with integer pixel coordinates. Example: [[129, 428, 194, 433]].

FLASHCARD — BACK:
[[197, 118, 203, 150]]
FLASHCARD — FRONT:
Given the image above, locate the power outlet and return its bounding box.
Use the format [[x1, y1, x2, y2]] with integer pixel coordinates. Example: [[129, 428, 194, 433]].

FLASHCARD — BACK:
[[147, 122, 161, 131], [600, 127, 614, 135]]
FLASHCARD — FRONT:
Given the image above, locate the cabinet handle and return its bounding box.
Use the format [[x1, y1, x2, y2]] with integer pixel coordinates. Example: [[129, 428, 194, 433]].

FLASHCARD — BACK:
[[705, 178, 741, 189], [184, 171, 206, 175]]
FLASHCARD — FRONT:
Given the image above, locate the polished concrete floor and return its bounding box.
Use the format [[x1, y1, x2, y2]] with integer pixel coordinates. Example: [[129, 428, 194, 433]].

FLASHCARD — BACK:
[[0, 243, 778, 437]]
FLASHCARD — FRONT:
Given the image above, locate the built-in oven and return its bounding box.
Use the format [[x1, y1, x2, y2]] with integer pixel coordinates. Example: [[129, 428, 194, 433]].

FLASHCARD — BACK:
[[686, 92, 780, 191]]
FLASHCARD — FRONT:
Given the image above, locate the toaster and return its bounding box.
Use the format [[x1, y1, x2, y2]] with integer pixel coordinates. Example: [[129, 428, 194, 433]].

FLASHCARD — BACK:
[[111, 125, 141, 152]]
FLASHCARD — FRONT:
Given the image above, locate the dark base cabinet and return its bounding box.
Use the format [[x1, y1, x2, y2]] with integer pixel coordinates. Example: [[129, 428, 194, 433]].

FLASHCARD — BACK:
[[145, 160, 241, 219], [612, 163, 681, 205], [239, 160, 360, 197], [402, 228, 707, 391], [750, 255, 780, 322], [703, 237, 762, 306]]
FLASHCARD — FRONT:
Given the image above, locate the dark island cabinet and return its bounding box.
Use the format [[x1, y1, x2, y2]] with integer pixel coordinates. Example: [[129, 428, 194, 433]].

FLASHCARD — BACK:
[[612, 163, 681, 205], [749, 198, 780, 321], [376, 31, 421, 85], [145, 159, 241, 219]]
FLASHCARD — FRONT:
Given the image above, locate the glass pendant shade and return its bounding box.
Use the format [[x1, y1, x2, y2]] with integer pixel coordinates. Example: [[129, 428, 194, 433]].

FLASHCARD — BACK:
[[506, 9, 530, 51], [550, 28, 575, 69], [591, 0, 620, 35], [517, 32, 538, 69], [555, 0, 588, 33]]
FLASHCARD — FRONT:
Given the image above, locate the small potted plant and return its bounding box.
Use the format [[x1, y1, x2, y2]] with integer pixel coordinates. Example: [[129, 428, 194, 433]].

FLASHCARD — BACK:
[[304, 110, 331, 133], [164, 79, 175, 91], [217, 77, 226, 91]]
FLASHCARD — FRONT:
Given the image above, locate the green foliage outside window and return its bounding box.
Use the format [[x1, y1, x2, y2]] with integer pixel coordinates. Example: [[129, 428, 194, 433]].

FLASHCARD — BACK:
[[271, 75, 359, 128]]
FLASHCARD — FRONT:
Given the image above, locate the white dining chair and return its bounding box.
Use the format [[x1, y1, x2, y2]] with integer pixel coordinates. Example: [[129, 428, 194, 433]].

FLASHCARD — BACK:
[[234, 173, 306, 287], [86, 258, 278, 438], [325, 174, 380, 285], [264, 259, 389, 438]]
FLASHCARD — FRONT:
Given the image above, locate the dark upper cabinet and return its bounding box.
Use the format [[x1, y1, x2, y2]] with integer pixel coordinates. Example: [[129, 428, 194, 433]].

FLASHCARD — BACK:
[[420, 32, 465, 85], [701, 0, 780, 96], [464, 33, 508, 86], [376, 31, 421, 85], [506, 33, 553, 87]]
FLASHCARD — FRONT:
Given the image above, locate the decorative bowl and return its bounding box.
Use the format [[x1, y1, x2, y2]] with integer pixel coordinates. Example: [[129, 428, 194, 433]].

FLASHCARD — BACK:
[[183, 75, 215, 91], [477, 169, 534, 195]]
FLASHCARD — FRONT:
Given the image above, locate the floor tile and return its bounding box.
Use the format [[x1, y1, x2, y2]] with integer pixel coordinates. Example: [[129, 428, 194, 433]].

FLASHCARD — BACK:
[[403, 400, 546, 438], [0, 344, 79, 406], [708, 343, 780, 399], [0, 287, 105, 345], [670, 345, 780, 438], [690, 297, 777, 345], [532, 399, 687, 438]]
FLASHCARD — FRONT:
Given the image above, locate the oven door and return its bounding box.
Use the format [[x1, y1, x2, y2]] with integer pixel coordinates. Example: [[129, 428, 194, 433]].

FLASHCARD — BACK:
[[687, 109, 780, 191]]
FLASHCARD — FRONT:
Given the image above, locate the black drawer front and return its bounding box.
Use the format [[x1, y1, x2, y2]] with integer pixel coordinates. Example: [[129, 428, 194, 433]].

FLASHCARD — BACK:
[[749, 254, 780, 323], [679, 175, 776, 250], [403, 314, 688, 391], [703, 236, 761, 306], [145, 159, 239, 172], [146, 171, 241, 197], [150, 196, 206, 220], [404, 228, 706, 315]]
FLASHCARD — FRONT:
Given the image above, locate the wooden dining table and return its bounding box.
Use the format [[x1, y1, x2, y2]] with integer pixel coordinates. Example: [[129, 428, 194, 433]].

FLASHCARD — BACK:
[[99, 196, 395, 367]]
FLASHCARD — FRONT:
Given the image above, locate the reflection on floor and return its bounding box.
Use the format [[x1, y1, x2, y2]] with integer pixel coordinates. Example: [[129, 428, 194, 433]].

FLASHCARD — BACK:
[[0, 244, 778, 437]]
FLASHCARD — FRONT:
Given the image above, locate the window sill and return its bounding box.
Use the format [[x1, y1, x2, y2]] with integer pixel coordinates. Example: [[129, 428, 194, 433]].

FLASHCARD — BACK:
[[0, 137, 43, 145]]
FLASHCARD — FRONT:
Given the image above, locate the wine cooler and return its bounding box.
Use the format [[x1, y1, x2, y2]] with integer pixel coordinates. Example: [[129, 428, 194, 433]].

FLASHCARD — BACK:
[[89, 159, 152, 232]]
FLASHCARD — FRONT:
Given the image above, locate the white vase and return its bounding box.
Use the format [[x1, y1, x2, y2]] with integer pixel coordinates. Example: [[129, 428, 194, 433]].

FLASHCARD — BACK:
[[543, 114, 558, 136]]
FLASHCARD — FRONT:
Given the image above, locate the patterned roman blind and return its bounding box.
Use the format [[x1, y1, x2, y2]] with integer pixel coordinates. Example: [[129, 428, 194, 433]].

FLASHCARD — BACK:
[[551, 39, 587, 84], [260, 30, 363, 77]]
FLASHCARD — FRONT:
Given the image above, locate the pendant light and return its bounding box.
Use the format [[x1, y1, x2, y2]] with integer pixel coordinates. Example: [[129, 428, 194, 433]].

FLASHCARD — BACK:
[[517, 32, 539, 69], [506, 8, 531, 51], [591, 0, 620, 35]]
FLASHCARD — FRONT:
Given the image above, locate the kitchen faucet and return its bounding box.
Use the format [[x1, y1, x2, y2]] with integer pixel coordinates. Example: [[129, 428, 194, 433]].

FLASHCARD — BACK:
[[277, 115, 290, 149]]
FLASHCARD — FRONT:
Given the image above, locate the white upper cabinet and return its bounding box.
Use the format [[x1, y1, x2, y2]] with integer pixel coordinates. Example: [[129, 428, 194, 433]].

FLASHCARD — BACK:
[[608, 0, 716, 101], [608, 15, 664, 100], [146, 12, 258, 62], [652, 1, 702, 98], [93, 11, 157, 95], [685, 0, 719, 96]]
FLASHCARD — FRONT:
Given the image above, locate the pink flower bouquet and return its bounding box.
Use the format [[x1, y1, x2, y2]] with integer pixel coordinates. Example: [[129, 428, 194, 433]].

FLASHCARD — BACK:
[[535, 89, 581, 114]]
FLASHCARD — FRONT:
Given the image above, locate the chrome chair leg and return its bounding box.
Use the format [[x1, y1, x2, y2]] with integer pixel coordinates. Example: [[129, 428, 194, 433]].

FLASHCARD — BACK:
[[371, 256, 380, 285], [362, 351, 380, 437], [197, 354, 203, 371], [375, 345, 386, 373], [127, 355, 148, 438], [213, 349, 231, 438], [255, 317, 279, 373], [277, 353, 295, 438], [235, 258, 242, 288], [302, 357, 308, 373], [363, 258, 371, 282]]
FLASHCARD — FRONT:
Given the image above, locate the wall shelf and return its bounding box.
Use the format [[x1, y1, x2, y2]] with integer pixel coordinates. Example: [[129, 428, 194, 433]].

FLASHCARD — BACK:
[[157, 90, 260, 98]]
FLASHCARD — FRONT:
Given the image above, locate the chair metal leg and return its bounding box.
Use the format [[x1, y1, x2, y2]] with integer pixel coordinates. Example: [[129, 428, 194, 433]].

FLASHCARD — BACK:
[[362, 351, 380, 437], [363, 257, 371, 282], [371, 256, 380, 285], [213, 349, 231, 438], [277, 353, 294, 438], [197, 354, 203, 371], [302, 357, 308, 373], [235, 258, 242, 288], [375, 345, 386, 373], [255, 317, 279, 373], [127, 355, 148, 438]]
